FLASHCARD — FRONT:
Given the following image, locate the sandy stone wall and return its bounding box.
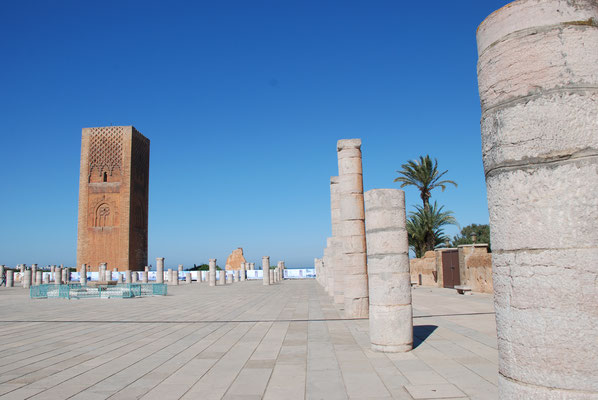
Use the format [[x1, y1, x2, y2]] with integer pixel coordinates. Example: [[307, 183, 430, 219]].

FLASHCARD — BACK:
[[457, 245, 492, 294], [225, 248, 247, 270], [409, 251, 436, 286]]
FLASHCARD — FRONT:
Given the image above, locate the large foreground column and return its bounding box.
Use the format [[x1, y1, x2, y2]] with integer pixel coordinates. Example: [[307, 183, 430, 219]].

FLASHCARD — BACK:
[[365, 189, 412, 352], [209, 259, 216, 286], [6, 271, 13, 287], [330, 176, 343, 302], [477, 2, 598, 397], [337, 139, 368, 318], [23, 269, 32, 289], [156, 258, 164, 284], [262, 256, 270, 285]]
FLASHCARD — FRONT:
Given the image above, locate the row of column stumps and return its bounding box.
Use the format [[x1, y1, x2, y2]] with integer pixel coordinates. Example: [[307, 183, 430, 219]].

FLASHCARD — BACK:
[[477, 1, 598, 397]]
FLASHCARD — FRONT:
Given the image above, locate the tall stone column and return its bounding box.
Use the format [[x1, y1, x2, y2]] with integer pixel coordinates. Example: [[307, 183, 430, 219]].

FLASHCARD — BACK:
[[80, 264, 87, 285], [269, 269, 275, 284], [218, 269, 225, 285], [31, 264, 37, 285], [262, 256, 270, 285], [209, 259, 216, 286], [6, 271, 13, 287], [99, 263, 107, 282], [477, 1, 598, 398], [35, 271, 42, 286], [329, 176, 343, 302], [62, 268, 69, 284], [156, 258, 164, 284], [337, 139, 368, 318], [365, 189, 412, 352], [240, 264, 246, 281], [23, 269, 32, 289], [185, 272, 191, 284]]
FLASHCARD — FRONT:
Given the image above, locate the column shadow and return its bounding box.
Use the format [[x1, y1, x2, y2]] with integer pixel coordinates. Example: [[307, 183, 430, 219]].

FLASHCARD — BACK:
[[413, 325, 438, 349]]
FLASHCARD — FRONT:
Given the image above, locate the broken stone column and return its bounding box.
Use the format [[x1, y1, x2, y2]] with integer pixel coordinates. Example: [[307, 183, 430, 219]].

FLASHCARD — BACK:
[[262, 257, 270, 285], [240, 264, 246, 281], [62, 268, 69, 284], [251, 263, 255, 270], [477, 1, 598, 397], [35, 271, 42, 286], [23, 269, 32, 289], [186, 272, 191, 284], [156, 258, 164, 284], [142, 271, 148, 283], [365, 189, 412, 352], [337, 139, 368, 318], [173, 270, 179, 285], [99, 263, 107, 281], [269, 269, 275, 284], [6, 271, 13, 287], [209, 259, 216, 286], [131, 272, 138, 283], [218, 269, 225, 285], [80, 264, 87, 285], [233, 270, 239, 282], [54, 267, 62, 285], [125, 270, 132, 284], [43, 274, 49, 284], [31, 264, 37, 285]]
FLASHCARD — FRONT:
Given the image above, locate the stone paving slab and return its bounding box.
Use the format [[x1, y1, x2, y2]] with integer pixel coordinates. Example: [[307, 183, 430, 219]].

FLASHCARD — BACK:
[[0, 281, 497, 399]]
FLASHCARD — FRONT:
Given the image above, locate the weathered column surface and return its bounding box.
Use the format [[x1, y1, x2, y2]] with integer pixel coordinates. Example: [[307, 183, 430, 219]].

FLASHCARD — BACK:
[[262, 257, 270, 285], [80, 264, 87, 285], [131, 271, 138, 283], [142, 271, 148, 283], [178, 264, 183, 273], [23, 269, 32, 288], [218, 269, 225, 285], [62, 268, 69, 284], [35, 271, 42, 286], [330, 176, 342, 301], [156, 258, 164, 284], [365, 189, 412, 352], [209, 259, 216, 286], [240, 264, 246, 281], [6, 271, 14, 287], [250, 263, 255, 270], [185, 272, 191, 284], [477, 1, 598, 398], [43, 274, 49, 284], [125, 270, 132, 284], [337, 139, 368, 318], [99, 263, 107, 282]]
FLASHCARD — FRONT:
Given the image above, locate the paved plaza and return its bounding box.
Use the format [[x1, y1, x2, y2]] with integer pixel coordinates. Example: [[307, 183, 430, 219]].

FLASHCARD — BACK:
[[0, 280, 497, 399]]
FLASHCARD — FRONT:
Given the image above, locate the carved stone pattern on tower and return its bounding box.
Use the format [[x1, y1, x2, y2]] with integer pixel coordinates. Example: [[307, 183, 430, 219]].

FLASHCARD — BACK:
[[88, 126, 123, 178]]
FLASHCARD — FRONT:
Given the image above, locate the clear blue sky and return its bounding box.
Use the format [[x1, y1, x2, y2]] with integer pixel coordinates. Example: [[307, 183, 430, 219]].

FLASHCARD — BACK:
[[0, 0, 509, 269]]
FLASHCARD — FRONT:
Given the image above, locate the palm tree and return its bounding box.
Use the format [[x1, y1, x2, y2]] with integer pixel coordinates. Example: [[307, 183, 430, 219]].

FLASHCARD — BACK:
[[407, 202, 457, 256], [394, 155, 457, 211]]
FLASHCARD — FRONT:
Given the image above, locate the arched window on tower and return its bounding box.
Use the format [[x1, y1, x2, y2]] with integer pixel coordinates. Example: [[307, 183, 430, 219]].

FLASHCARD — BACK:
[[103, 172, 108, 182]]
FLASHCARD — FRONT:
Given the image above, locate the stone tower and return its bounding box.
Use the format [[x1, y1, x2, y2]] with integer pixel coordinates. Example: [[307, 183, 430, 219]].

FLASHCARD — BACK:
[[76, 126, 150, 271]]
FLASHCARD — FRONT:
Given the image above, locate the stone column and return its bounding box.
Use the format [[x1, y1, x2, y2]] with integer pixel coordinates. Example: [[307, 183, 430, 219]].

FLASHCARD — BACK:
[[105, 270, 112, 282], [132, 271, 138, 283], [0, 266, 4, 284], [251, 263, 255, 270], [218, 269, 225, 285], [31, 264, 37, 285], [262, 257, 270, 285], [240, 265, 246, 282], [186, 272, 191, 284], [269, 269, 274, 284], [365, 189, 412, 352], [23, 269, 32, 289], [337, 139, 368, 318], [99, 263, 107, 281], [80, 264, 87, 285], [209, 259, 216, 286], [156, 258, 164, 284], [43, 274, 49, 284], [35, 271, 42, 286], [63, 268, 69, 284], [145, 266, 149, 272], [142, 271, 148, 283], [330, 176, 343, 302], [6, 271, 13, 287], [477, 2, 598, 397], [234, 270, 240, 282], [54, 267, 62, 285], [125, 270, 132, 284]]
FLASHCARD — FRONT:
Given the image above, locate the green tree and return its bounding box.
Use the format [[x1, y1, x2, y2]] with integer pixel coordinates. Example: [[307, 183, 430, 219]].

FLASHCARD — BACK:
[[407, 202, 457, 257], [451, 223, 491, 251], [189, 264, 222, 271], [394, 155, 457, 211]]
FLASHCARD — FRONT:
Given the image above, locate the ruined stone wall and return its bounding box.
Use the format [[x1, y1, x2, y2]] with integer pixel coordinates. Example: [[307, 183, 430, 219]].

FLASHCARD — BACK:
[[457, 244, 492, 294], [409, 251, 436, 286]]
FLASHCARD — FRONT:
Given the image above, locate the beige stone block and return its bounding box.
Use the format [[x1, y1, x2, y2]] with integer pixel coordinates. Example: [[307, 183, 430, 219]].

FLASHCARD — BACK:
[[338, 174, 364, 195], [369, 305, 412, 351], [365, 230, 409, 255], [338, 158, 363, 175]]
